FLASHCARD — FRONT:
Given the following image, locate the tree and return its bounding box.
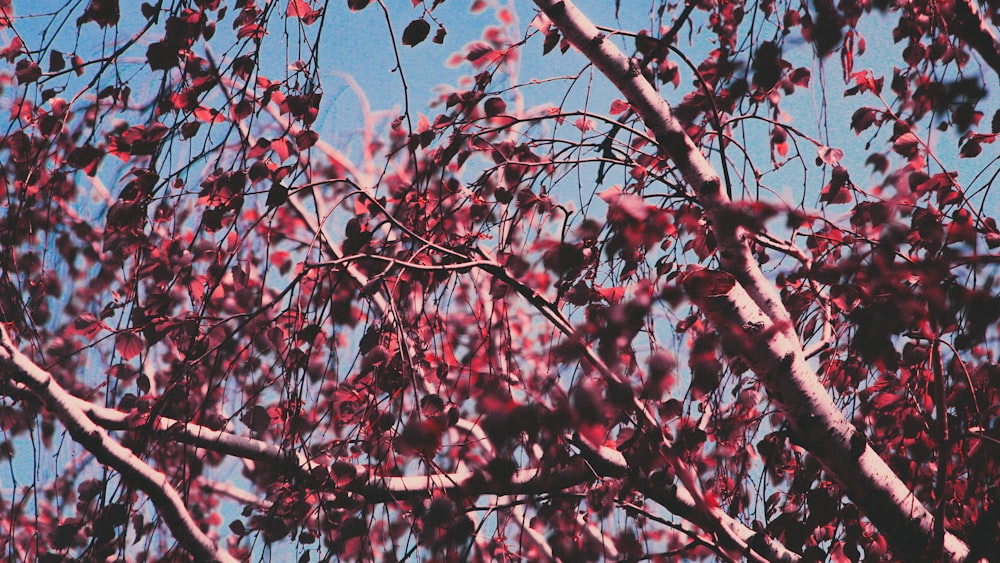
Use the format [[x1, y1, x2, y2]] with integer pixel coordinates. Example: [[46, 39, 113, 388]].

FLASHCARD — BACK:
[[0, 0, 998, 560]]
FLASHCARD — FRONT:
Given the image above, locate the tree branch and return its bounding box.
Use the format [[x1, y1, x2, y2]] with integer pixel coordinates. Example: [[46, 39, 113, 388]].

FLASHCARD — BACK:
[[531, 1, 975, 559], [681, 269, 971, 561], [533, 0, 795, 341], [0, 326, 237, 563]]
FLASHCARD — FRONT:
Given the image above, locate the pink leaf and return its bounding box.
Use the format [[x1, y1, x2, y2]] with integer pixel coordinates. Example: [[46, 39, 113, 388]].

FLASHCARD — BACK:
[[115, 332, 143, 361]]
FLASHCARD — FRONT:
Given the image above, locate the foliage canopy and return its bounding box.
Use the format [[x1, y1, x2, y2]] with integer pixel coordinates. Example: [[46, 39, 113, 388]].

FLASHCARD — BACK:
[[0, 0, 999, 561]]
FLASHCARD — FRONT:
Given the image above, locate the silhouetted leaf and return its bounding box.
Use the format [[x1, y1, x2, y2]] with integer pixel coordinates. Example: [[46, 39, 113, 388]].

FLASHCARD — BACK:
[[402, 18, 431, 47]]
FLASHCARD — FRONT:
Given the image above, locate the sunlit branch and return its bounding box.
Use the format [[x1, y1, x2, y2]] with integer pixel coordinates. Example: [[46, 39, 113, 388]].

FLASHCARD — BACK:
[[682, 269, 970, 561]]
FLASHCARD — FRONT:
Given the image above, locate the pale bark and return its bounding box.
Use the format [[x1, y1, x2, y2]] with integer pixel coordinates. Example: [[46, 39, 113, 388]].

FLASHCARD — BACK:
[[531, 1, 973, 560], [4, 348, 798, 562], [0, 327, 237, 563]]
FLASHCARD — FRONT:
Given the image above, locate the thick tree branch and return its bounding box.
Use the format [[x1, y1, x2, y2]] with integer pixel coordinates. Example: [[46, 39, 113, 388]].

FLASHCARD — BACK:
[[532, 0, 794, 342], [0, 327, 237, 563], [6, 365, 798, 561], [532, 1, 975, 560], [681, 269, 971, 561]]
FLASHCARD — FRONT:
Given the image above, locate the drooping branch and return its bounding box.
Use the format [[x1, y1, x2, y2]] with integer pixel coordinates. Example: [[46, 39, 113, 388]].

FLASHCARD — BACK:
[[532, 1, 974, 560], [0, 327, 238, 563]]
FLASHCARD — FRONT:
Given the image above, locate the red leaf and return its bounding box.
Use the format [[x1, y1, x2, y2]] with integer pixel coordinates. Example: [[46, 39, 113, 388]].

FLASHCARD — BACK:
[[193, 106, 223, 123], [71, 54, 85, 76], [347, 0, 370, 11], [272, 138, 292, 162], [891, 132, 920, 158], [287, 0, 320, 24], [115, 332, 143, 361], [610, 99, 630, 115], [597, 285, 626, 303], [71, 313, 105, 338]]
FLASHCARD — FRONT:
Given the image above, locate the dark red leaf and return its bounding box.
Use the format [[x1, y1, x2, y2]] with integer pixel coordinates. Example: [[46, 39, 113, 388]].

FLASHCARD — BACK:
[[14, 59, 41, 84], [0, 407, 20, 432], [959, 138, 982, 158], [67, 144, 104, 175], [330, 461, 357, 487], [820, 166, 853, 204], [146, 42, 178, 71], [865, 153, 888, 173], [543, 29, 560, 55], [466, 42, 492, 61], [402, 18, 430, 47], [789, 66, 810, 87], [432, 25, 446, 44], [107, 363, 136, 380], [751, 41, 783, 91], [229, 520, 247, 536], [48, 50, 65, 72], [681, 269, 735, 299], [77, 0, 120, 27], [180, 121, 201, 139], [483, 97, 506, 117], [141, 2, 157, 20], [78, 479, 104, 501], [294, 129, 318, 150], [850, 107, 876, 133], [241, 405, 271, 434]]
